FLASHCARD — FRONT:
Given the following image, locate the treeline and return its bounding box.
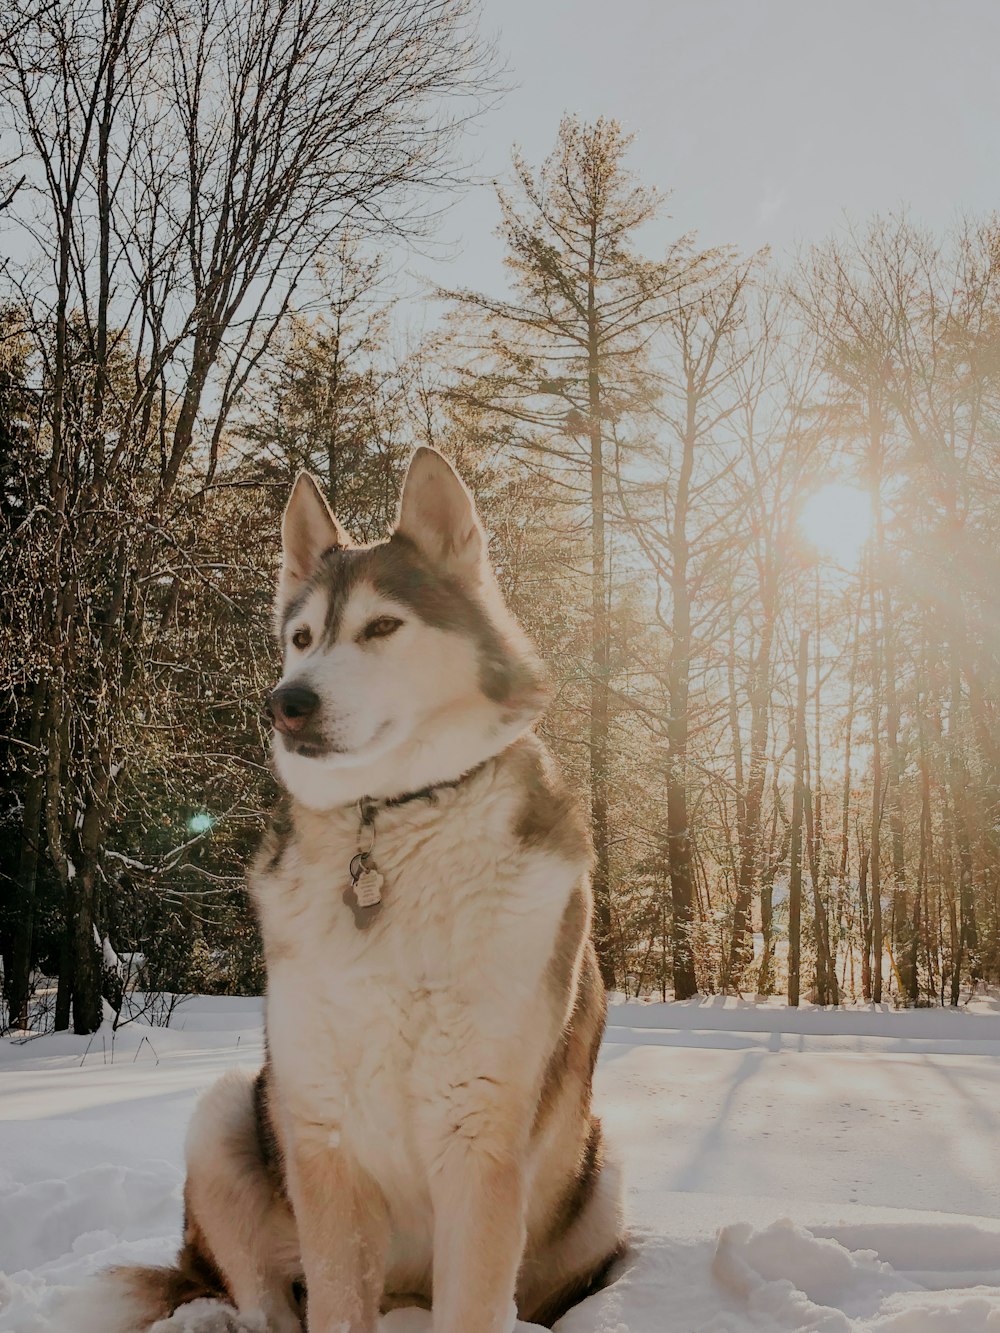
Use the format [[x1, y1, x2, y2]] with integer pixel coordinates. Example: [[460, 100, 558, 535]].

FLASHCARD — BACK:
[[439, 120, 1000, 1008], [2, 7, 999, 1034], [0, 0, 495, 1033]]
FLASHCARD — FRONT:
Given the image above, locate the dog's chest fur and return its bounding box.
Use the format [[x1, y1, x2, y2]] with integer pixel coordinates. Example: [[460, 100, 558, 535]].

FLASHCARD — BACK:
[[250, 739, 586, 1240]]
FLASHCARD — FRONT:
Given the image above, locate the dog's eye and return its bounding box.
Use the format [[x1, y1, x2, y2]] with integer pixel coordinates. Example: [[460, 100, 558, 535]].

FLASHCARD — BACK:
[[362, 616, 403, 641], [291, 627, 312, 650]]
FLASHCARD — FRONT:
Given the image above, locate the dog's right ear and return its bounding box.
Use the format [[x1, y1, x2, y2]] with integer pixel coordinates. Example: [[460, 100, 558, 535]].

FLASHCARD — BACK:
[[277, 472, 352, 615]]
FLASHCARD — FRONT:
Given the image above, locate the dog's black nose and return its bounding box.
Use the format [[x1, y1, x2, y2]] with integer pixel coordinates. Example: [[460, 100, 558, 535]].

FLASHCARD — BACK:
[[266, 684, 320, 735]]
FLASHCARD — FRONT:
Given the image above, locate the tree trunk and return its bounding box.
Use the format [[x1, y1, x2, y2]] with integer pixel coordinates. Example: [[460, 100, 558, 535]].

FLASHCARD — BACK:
[[858, 838, 872, 1002], [948, 658, 979, 993], [665, 371, 698, 1001], [71, 796, 108, 1034], [726, 581, 776, 986], [916, 666, 934, 1001], [788, 629, 808, 1007], [839, 585, 862, 887], [883, 586, 912, 1000], [7, 682, 46, 1029], [757, 798, 787, 996], [868, 554, 884, 1004], [806, 781, 838, 1004], [585, 220, 614, 989]]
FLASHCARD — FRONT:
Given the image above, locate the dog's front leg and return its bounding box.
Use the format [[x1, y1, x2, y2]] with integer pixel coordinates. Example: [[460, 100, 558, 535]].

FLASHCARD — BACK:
[[430, 1127, 526, 1333], [285, 1127, 388, 1333]]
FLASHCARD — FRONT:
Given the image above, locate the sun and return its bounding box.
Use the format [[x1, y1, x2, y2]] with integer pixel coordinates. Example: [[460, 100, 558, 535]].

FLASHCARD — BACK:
[[799, 483, 873, 569]]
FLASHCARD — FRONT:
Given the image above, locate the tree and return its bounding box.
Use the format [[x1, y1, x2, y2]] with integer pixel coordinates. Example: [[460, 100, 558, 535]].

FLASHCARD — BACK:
[[614, 263, 759, 997], [446, 116, 715, 986], [0, 0, 495, 1031], [723, 299, 819, 993], [797, 216, 1000, 1003], [0, 309, 42, 1030], [236, 235, 408, 533]]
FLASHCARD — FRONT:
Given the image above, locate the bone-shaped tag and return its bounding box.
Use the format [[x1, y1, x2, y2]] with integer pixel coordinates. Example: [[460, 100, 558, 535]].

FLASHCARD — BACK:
[[343, 863, 384, 930], [354, 868, 383, 908]]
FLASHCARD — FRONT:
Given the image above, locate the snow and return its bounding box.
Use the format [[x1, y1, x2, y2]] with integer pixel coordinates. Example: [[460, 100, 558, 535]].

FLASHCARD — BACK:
[[2, 995, 1000, 1331], [105, 851, 151, 872]]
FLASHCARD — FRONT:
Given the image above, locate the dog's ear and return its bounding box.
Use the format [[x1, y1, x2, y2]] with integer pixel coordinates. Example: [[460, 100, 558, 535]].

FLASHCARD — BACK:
[[278, 472, 352, 610], [395, 448, 486, 583]]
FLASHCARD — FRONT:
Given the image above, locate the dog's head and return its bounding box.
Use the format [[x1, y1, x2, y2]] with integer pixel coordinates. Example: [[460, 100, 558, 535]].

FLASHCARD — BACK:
[[267, 447, 549, 809]]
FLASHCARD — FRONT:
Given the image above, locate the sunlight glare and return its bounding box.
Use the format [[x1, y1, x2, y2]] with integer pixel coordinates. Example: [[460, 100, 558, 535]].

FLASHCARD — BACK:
[[799, 483, 873, 569]]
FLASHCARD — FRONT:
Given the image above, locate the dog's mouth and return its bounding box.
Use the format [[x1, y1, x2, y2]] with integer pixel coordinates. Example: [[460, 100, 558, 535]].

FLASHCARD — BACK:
[[278, 719, 396, 763], [280, 735, 344, 759]]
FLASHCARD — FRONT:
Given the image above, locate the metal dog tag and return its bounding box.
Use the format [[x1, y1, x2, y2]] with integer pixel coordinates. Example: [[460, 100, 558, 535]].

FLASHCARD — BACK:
[[343, 854, 384, 930], [354, 867, 383, 908]]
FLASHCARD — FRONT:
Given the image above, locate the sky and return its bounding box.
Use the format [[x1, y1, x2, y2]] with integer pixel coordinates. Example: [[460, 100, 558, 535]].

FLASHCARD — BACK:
[[404, 0, 1000, 302]]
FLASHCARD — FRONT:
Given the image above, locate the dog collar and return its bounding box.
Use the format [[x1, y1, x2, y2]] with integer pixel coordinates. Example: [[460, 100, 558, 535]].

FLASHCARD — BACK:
[[342, 763, 488, 930], [357, 763, 487, 825]]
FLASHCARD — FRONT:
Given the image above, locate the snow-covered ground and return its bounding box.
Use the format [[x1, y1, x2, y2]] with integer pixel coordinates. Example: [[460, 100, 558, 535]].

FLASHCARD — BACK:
[[2, 995, 1000, 1331]]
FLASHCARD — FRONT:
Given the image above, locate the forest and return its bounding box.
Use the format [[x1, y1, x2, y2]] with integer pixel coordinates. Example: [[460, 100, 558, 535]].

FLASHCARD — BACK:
[[2, 0, 1000, 1036]]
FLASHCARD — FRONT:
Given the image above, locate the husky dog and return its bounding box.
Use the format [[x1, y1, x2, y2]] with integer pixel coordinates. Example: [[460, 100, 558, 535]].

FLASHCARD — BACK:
[[87, 448, 624, 1333]]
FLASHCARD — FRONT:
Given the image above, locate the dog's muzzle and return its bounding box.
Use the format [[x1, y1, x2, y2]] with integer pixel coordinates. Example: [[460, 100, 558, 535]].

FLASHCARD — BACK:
[[266, 683, 320, 737]]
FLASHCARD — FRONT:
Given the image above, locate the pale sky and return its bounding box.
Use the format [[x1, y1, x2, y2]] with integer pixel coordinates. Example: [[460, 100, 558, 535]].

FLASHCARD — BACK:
[[407, 0, 1000, 300]]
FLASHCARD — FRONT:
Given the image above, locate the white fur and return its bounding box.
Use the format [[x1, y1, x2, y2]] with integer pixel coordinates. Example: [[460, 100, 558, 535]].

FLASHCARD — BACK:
[[150, 1300, 265, 1331], [274, 583, 533, 810], [50, 1276, 159, 1333], [254, 753, 585, 1326], [276, 474, 351, 619], [247, 450, 616, 1330], [48, 1275, 262, 1333], [184, 1072, 302, 1332], [272, 448, 545, 811]]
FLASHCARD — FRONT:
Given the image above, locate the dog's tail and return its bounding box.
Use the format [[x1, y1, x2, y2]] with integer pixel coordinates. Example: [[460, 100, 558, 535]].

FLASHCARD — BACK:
[[54, 1242, 227, 1333]]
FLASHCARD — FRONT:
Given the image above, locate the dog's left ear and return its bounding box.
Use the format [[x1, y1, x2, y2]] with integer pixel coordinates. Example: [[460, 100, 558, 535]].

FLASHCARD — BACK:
[[277, 472, 352, 615], [395, 447, 486, 583]]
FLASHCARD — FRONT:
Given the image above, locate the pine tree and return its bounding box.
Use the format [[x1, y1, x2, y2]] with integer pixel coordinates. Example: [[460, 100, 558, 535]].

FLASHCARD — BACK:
[[446, 116, 713, 986]]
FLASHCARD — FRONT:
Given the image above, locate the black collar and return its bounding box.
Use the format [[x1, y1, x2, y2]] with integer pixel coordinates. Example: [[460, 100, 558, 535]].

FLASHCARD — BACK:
[[357, 762, 487, 826]]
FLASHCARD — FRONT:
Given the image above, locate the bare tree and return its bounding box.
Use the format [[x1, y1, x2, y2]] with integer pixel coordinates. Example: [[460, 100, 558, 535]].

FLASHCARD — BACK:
[[445, 117, 718, 986], [0, 0, 495, 1031]]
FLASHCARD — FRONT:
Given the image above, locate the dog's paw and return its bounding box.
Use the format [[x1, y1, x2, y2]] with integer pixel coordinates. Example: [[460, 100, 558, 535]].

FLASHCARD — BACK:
[[150, 1298, 268, 1333]]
